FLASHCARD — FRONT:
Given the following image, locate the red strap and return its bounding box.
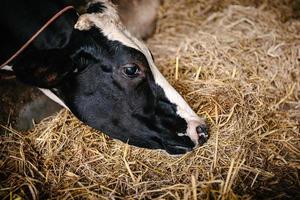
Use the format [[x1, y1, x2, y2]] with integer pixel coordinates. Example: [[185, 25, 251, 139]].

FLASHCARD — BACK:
[[0, 5, 75, 69]]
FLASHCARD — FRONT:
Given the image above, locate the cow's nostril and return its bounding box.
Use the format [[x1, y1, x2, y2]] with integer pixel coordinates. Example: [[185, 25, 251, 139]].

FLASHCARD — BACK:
[[196, 124, 209, 145], [196, 124, 207, 135]]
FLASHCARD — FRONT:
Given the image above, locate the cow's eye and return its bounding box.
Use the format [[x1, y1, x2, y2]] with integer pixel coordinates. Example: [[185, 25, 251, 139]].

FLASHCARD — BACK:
[[122, 64, 140, 78]]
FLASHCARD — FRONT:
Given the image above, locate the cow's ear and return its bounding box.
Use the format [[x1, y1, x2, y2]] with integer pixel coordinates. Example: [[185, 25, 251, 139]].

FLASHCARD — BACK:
[[13, 49, 74, 88]]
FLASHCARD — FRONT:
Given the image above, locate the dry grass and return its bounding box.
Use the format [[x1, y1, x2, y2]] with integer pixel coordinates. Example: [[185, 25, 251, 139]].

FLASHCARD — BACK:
[[1, 0, 300, 199]]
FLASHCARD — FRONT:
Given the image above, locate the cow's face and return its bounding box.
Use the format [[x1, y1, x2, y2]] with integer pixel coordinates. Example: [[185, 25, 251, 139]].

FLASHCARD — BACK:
[[13, 1, 208, 154]]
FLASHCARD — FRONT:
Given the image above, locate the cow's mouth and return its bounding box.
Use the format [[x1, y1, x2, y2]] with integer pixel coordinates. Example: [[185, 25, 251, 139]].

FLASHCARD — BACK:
[[149, 135, 194, 155], [162, 136, 196, 155], [163, 143, 194, 155]]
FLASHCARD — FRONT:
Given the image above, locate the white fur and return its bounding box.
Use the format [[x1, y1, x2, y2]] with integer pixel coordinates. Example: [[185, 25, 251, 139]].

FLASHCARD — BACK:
[[74, 2, 205, 145], [39, 88, 69, 110], [1, 65, 13, 71], [1, 66, 68, 109]]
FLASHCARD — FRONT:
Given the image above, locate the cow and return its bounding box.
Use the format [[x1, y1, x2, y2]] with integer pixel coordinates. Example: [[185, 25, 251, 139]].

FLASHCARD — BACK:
[[0, 0, 208, 155]]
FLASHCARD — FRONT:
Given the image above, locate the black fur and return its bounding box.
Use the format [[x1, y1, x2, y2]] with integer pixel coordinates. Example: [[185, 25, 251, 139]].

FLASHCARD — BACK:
[[0, 0, 196, 154], [86, 2, 106, 13]]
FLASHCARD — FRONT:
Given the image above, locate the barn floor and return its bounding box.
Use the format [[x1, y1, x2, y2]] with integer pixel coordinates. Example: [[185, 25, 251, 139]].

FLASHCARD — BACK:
[[1, 0, 300, 199]]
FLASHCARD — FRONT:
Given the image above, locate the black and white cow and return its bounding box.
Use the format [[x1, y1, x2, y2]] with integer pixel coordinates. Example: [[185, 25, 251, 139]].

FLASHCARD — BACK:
[[0, 0, 208, 154]]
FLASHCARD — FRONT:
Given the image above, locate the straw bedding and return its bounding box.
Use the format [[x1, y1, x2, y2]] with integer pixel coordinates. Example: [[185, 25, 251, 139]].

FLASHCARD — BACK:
[[1, 0, 299, 199]]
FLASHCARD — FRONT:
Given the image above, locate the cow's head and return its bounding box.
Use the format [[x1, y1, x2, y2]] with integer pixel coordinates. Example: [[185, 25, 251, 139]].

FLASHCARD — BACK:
[[13, 0, 208, 154]]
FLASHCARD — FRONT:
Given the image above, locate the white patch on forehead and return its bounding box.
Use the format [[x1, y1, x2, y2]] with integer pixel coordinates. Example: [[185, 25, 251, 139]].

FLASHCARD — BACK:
[[74, 2, 200, 121], [74, 0, 141, 51]]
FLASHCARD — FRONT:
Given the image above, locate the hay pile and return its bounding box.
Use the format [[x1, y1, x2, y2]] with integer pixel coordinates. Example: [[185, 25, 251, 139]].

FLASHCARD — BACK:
[[1, 0, 299, 199]]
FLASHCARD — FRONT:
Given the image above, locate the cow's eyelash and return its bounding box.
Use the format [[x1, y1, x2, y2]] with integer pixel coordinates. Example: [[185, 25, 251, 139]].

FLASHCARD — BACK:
[[80, 57, 89, 65]]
